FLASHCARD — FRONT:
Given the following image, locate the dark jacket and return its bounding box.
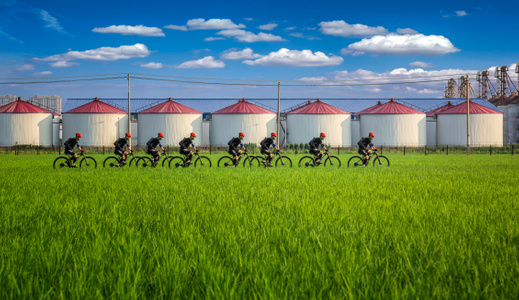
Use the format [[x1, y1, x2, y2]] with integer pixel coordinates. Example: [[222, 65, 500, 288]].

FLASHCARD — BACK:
[[357, 137, 373, 150], [64, 137, 79, 149], [179, 137, 194, 149], [114, 138, 129, 149], [228, 137, 243, 150], [147, 137, 162, 149], [260, 137, 276, 149], [309, 137, 324, 149]]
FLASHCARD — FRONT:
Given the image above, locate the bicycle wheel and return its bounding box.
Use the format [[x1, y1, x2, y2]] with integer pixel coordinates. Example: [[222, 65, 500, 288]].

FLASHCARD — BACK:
[[168, 156, 185, 168], [195, 156, 212, 168], [80, 156, 97, 169], [298, 156, 315, 168], [347, 156, 364, 168], [128, 157, 138, 167], [138, 157, 155, 168], [275, 156, 292, 168], [218, 156, 234, 167], [243, 156, 259, 168], [103, 156, 120, 168], [373, 155, 390, 167], [324, 156, 341, 168], [53, 156, 70, 169]]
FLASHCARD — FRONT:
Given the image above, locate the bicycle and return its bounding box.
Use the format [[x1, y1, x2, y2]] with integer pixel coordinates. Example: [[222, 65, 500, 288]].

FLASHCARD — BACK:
[[217, 149, 259, 168], [298, 150, 341, 168], [256, 149, 292, 168], [103, 149, 140, 168], [137, 150, 170, 168], [168, 148, 212, 168], [347, 149, 390, 168], [53, 150, 97, 169]]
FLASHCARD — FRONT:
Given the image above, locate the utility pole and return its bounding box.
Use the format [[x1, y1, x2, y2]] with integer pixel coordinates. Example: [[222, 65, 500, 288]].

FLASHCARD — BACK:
[[466, 75, 470, 156], [277, 82, 281, 147], [127, 73, 131, 148]]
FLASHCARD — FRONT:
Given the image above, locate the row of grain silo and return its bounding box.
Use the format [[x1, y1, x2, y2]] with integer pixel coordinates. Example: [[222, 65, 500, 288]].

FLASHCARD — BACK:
[[0, 97, 503, 147]]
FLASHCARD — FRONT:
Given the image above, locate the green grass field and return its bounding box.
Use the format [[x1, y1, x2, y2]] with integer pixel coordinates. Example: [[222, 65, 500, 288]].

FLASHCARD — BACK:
[[1, 153, 518, 298]]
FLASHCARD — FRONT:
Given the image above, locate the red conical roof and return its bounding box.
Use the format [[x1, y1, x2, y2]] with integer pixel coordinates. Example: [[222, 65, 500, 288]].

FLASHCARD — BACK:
[[286, 99, 350, 114], [212, 98, 274, 114], [139, 98, 201, 114], [64, 97, 127, 114], [426, 101, 455, 117], [0, 98, 53, 114], [437, 101, 502, 114], [356, 98, 423, 115]]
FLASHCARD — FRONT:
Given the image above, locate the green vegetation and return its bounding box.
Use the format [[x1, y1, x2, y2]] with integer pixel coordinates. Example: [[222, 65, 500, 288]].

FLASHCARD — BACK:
[[1, 154, 518, 298]]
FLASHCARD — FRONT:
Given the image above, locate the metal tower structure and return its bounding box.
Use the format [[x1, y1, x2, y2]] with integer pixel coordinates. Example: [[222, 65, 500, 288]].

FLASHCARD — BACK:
[[444, 78, 458, 98], [476, 70, 496, 99]]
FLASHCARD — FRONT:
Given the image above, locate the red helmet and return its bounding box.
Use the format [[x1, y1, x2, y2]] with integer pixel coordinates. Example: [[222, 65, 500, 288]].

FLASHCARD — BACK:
[[320, 132, 326, 137], [239, 132, 245, 137], [158, 132, 164, 138], [125, 132, 131, 138], [271, 132, 277, 137], [369, 132, 375, 138], [76, 132, 82, 138], [190, 132, 196, 138]]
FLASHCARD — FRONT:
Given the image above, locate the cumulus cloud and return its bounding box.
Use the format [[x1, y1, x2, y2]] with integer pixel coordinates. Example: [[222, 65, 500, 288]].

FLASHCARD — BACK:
[[221, 48, 262, 60], [456, 10, 467, 17], [216, 29, 285, 42], [33, 71, 52, 76], [14, 64, 34, 71], [243, 48, 343, 67], [50, 61, 79, 68], [258, 23, 278, 31], [319, 20, 388, 37], [165, 18, 245, 31], [176, 56, 225, 69], [37, 43, 151, 62], [92, 25, 165, 37], [140, 62, 163, 69], [342, 34, 460, 56], [409, 61, 434, 68], [397, 28, 418, 34]]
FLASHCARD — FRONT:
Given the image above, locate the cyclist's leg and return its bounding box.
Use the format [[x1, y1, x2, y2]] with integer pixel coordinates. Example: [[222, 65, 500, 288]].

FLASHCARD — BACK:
[[228, 149, 238, 165], [65, 148, 77, 165]]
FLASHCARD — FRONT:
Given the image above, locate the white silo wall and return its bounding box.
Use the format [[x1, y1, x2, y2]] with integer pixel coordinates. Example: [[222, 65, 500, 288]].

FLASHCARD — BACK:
[[53, 122, 60, 146], [426, 121, 437, 146], [210, 114, 276, 146], [62, 113, 128, 147], [286, 114, 351, 147], [0, 113, 53, 146], [137, 114, 203, 147], [351, 120, 360, 146], [437, 114, 503, 146], [359, 114, 426, 147]]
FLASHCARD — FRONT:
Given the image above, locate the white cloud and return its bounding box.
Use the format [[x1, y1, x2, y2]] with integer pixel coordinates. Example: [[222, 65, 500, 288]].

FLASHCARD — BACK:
[[342, 34, 460, 56], [298, 76, 327, 82], [50, 61, 79, 68], [319, 20, 388, 37], [216, 29, 285, 42], [165, 18, 245, 31], [244, 18, 254, 21], [409, 61, 434, 68], [37, 43, 151, 62], [258, 23, 278, 31], [204, 37, 226, 42], [285, 26, 297, 31], [221, 48, 262, 60], [14, 64, 34, 71], [289, 32, 321, 40], [40, 10, 71, 35], [176, 56, 225, 69], [33, 71, 52, 76], [397, 28, 418, 34], [456, 10, 467, 17], [243, 48, 343, 67], [140, 62, 163, 69], [92, 25, 165, 37]]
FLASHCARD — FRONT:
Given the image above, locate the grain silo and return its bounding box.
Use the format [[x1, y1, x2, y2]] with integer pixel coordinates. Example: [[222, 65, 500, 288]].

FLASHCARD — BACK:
[[357, 98, 426, 147], [210, 99, 276, 146], [285, 99, 351, 147], [436, 101, 503, 146], [0, 97, 54, 146], [425, 101, 454, 146], [62, 97, 128, 146], [137, 98, 203, 147]]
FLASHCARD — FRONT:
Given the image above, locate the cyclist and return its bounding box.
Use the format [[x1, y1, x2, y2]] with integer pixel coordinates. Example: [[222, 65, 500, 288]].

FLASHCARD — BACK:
[[260, 132, 280, 166], [64, 132, 83, 167], [179, 132, 197, 165], [228, 132, 246, 166], [309, 132, 328, 164], [114, 132, 133, 166], [357, 132, 378, 167], [147, 132, 166, 165]]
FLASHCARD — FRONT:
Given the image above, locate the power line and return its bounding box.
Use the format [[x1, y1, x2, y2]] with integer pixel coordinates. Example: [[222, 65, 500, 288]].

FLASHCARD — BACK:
[[0, 73, 127, 80], [0, 76, 126, 85]]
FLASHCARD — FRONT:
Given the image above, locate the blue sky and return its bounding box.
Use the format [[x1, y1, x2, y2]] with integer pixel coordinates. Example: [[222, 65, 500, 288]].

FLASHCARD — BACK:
[[0, 0, 517, 101]]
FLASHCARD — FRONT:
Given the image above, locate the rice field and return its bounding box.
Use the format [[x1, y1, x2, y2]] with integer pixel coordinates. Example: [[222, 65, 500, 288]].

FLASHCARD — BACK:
[[1, 153, 518, 298]]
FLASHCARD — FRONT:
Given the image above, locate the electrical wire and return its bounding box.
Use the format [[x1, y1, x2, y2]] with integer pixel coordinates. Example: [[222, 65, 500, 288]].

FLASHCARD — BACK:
[[0, 76, 126, 85], [0, 73, 127, 80]]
